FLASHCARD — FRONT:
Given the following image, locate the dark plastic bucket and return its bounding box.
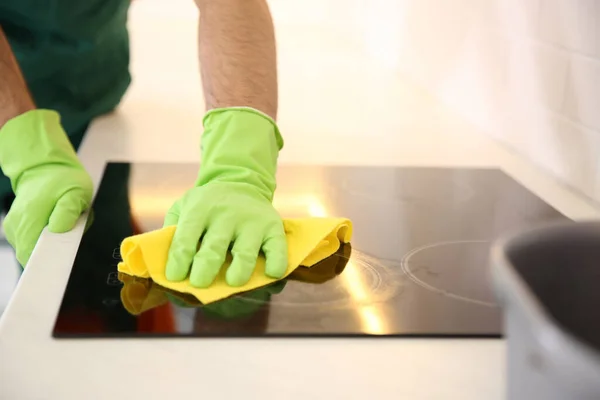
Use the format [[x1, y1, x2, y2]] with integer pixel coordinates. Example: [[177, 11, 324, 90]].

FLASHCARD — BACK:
[[491, 221, 600, 400]]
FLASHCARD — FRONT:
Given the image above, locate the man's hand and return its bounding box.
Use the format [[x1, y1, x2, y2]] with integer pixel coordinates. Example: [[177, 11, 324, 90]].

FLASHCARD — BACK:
[[168, 0, 284, 287], [163, 108, 287, 288], [164, 182, 287, 287], [0, 28, 92, 265], [0, 110, 93, 265]]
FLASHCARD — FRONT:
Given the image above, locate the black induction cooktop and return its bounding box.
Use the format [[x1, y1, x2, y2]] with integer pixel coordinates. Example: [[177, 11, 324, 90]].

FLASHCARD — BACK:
[[53, 163, 569, 338]]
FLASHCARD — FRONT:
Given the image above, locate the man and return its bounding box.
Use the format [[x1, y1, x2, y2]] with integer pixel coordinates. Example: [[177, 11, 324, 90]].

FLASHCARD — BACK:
[[0, 0, 288, 288]]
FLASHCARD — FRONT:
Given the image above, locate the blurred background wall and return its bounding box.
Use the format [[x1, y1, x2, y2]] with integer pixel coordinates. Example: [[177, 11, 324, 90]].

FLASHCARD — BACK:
[[357, 0, 600, 201]]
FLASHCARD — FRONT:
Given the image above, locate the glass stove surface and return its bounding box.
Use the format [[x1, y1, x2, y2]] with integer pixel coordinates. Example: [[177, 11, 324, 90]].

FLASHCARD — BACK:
[[53, 163, 569, 338]]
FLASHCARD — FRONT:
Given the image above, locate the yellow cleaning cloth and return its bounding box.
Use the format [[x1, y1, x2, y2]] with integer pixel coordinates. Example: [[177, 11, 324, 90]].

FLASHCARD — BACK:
[[118, 218, 352, 304]]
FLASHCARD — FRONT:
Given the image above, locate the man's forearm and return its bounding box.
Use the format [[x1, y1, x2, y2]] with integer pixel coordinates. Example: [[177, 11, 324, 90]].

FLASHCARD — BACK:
[[0, 27, 35, 129], [195, 0, 278, 119]]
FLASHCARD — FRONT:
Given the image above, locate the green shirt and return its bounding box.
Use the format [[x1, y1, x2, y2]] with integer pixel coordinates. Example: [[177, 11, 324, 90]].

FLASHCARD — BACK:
[[0, 0, 131, 137]]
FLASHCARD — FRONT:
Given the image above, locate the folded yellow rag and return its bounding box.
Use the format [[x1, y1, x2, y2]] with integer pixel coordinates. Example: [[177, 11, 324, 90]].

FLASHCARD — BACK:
[[118, 218, 353, 304]]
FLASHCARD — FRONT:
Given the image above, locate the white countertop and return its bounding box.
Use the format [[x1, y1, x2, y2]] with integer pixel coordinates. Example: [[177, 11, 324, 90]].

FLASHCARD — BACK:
[[1, 1, 599, 399]]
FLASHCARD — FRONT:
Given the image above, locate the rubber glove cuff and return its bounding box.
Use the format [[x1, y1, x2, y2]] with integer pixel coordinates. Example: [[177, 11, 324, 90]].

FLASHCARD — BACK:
[[202, 107, 284, 150], [197, 107, 284, 201]]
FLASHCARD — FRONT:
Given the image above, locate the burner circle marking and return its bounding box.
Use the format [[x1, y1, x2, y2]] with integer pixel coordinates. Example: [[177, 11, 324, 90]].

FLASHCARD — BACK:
[[401, 240, 498, 308]]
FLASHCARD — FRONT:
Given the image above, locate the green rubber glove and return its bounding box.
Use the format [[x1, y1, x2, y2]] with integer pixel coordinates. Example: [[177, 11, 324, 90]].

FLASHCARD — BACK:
[[0, 110, 93, 265], [164, 108, 288, 288]]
